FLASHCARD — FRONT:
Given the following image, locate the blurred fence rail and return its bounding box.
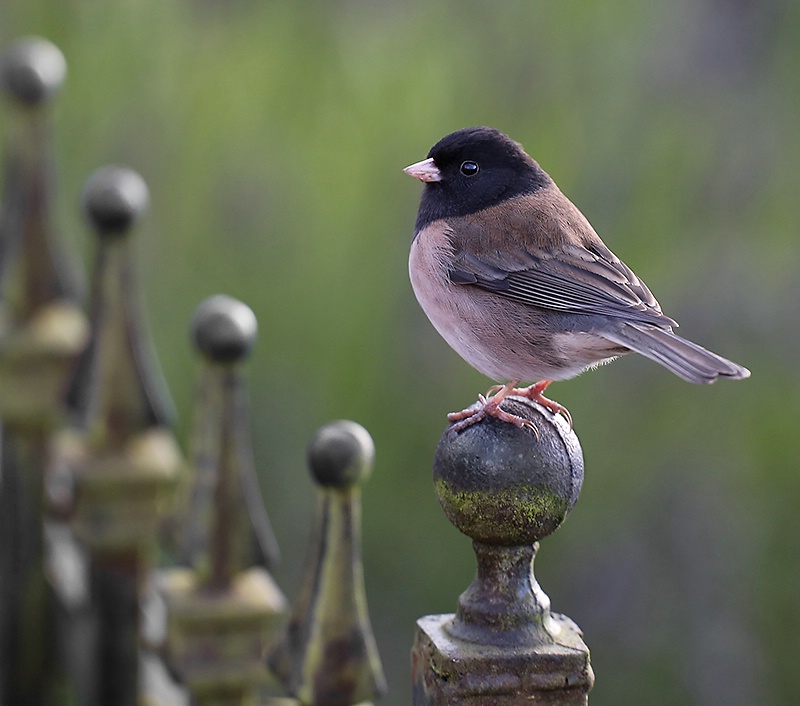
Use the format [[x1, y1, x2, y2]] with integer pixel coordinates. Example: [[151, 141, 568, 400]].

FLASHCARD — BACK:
[[0, 36, 592, 706]]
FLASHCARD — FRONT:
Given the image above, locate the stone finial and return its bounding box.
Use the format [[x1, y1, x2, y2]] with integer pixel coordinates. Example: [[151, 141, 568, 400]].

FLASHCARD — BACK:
[[412, 397, 593, 706], [270, 420, 387, 706]]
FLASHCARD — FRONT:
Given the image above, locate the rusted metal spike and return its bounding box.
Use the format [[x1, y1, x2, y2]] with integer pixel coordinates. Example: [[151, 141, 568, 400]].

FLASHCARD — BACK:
[[0, 37, 89, 706], [66, 165, 173, 443], [0, 36, 82, 316], [67, 164, 182, 553], [160, 295, 287, 706], [0, 37, 87, 428], [64, 166, 182, 706], [270, 420, 387, 706], [180, 294, 281, 583]]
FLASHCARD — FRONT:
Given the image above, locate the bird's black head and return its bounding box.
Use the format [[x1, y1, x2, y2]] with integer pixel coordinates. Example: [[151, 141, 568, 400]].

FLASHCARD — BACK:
[[406, 127, 551, 232]]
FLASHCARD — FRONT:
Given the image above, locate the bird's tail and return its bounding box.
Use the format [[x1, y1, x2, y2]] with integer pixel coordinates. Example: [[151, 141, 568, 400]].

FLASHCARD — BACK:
[[604, 322, 750, 384]]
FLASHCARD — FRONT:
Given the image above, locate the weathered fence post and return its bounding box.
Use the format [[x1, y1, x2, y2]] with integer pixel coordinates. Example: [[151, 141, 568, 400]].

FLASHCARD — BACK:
[[270, 420, 387, 706], [65, 166, 182, 706], [160, 294, 287, 706], [0, 37, 88, 706], [412, 397, 594, 705]]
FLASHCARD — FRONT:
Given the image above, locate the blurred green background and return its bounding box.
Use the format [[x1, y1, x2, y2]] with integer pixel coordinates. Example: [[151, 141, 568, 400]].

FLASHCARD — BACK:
[[2, 0, 799, 704]]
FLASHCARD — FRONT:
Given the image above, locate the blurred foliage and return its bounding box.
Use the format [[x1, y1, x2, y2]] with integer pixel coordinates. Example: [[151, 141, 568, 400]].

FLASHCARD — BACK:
[[1, 0, 799, 704]]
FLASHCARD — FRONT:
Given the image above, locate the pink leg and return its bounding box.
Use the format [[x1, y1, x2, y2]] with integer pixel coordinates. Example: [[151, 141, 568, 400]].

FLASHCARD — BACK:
[[448, 380, 535, 434], [510, 380, 572, 428], [447, 380, 572, 434]]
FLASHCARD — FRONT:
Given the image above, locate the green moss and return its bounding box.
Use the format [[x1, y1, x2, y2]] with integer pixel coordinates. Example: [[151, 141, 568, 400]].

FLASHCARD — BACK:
[[434, 479, 569, 544]]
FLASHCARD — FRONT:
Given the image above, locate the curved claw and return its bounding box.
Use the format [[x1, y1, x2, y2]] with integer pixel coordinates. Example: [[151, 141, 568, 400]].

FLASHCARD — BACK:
[[495, 408, 540, 439], [447, 380, 573, 436], [530, 396, 572, 429], [447, 380, 540, 437], [510, 381, 573, 430], [447, 399, 541, 438]]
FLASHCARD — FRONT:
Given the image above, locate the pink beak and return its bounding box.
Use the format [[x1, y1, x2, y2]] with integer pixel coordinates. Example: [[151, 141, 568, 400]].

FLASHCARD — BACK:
[[403, 157, 442, 183]]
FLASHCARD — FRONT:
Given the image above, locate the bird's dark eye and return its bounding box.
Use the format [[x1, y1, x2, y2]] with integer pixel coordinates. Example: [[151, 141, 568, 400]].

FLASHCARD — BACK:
[[460, 160, 479, 176]]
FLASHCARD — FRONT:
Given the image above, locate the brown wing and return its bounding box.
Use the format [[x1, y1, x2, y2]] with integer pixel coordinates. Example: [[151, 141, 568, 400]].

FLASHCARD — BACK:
[[448, 229, 676, 328]]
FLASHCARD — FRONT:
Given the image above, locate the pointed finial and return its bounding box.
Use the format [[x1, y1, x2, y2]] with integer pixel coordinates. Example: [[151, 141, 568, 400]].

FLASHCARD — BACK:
[[68, 165, 181, 552], [0, 36, 83, 334], [67, 165, 172, 437], [0, 37, 85, 706], [160, 296, 287, 706], [271, 420, 386, 706], [65, 166, 182, 706], [178, 294, 280, 584]]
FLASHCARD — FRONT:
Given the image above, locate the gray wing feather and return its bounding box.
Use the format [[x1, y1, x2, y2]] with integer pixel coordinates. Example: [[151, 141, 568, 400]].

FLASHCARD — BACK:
[[449, 241, 676, 327], [603, 323, 751, 383]]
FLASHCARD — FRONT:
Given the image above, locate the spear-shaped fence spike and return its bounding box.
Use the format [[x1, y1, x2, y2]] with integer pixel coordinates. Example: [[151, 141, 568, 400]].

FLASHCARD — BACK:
[[179, 294, 281, 579], [0, 36, 88, 706], [0, 36, 82, 315], [66, 165, 173, 437], [65, 165, 182, 706], [270, 420, 387, 706], [160, 295, 287, 706], [0, 36, 87, 426]]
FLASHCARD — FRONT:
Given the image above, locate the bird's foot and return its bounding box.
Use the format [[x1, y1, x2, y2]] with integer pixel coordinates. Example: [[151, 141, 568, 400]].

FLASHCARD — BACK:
[[447, 381, 540, 437], [507, 380, 573, 429]]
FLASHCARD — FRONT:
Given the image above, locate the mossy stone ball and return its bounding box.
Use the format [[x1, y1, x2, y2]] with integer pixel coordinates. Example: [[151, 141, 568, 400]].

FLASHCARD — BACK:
[[434, 397, 583, 546]]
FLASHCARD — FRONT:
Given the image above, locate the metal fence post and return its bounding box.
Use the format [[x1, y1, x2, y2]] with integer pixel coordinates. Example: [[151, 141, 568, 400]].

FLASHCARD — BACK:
[[0, 37, 88, 706], [159, 295, 288, 706], [270, 420, 387, 706], [65, 166, 182, 706]]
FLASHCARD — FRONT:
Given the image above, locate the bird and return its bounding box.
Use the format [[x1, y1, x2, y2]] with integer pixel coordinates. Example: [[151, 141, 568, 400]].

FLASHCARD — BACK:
[[404, 126, 750, 433]]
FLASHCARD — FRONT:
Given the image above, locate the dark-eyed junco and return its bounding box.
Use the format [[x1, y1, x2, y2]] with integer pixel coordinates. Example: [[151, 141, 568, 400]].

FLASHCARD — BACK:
[[404, 127, 750, 432]]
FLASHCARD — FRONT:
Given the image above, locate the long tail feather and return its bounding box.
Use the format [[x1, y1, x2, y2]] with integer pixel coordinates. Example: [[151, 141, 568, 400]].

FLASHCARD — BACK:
[[604, 323, 750, 384]]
